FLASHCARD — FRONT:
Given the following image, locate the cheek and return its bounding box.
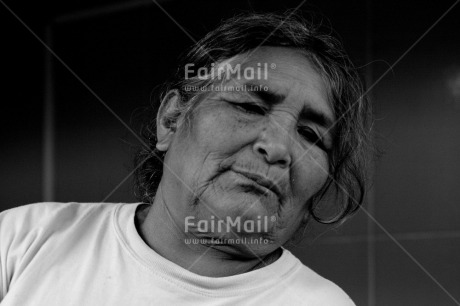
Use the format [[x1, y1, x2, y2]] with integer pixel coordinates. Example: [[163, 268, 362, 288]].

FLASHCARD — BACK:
[[172, 107, 255, 182], [190, 106, 255, 152]]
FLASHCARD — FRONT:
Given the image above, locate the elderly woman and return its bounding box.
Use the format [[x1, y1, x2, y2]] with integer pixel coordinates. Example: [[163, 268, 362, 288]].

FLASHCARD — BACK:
[[0, 12, 371, 306]]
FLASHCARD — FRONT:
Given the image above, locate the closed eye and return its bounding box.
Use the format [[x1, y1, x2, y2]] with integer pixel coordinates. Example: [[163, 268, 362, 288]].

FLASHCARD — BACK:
[[298, 127, 328, 151], [227, 101, 267, 115]]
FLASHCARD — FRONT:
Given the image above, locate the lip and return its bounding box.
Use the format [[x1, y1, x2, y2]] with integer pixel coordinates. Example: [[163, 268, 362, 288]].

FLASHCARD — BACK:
[[231, 169, 281, 198]]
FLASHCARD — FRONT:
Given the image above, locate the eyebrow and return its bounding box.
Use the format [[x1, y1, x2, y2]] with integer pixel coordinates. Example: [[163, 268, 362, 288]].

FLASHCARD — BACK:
[[243, 82, 334, 130], [243, 83, 285, 105]]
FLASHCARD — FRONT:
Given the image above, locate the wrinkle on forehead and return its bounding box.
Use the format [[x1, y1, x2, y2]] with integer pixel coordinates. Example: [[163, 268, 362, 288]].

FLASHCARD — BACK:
[[198, 47, 334, 131]]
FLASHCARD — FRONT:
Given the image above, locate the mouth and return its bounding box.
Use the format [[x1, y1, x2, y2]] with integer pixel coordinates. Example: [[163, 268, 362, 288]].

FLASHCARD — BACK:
[[231, 169, 282, 198]]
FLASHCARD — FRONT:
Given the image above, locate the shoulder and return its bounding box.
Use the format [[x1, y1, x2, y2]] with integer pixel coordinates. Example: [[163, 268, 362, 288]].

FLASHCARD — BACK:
[[0, 202, 129, 241], [1, 202, 82, 223], [282, 251, 356, 306], [0, 202, 115, 227], [0, 203, 134, 300], [0, 202, 135, 269]]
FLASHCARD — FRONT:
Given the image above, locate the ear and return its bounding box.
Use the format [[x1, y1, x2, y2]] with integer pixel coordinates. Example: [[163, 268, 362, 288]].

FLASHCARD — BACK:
[[156, 89, 182, 152]]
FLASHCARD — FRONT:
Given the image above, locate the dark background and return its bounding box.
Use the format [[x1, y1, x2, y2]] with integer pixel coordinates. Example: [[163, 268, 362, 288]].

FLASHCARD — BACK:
[[1, 0, 460, 304]]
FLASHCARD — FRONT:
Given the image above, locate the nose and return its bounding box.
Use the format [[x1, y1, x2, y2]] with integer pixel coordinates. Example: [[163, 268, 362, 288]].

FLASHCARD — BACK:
[[253, 126, 291, 168]]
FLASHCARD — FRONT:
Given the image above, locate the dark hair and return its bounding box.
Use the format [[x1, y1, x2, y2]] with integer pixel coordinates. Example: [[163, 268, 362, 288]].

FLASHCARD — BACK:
[[134, 11, 373, 226]]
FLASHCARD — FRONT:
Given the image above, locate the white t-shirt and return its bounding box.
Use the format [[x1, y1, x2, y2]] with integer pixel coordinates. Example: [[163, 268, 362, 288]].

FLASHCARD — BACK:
[[0, 202, 355, 305]]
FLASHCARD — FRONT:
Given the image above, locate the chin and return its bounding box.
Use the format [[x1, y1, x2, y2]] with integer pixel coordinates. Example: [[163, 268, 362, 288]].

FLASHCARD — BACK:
[[202, 190, 277, 217]]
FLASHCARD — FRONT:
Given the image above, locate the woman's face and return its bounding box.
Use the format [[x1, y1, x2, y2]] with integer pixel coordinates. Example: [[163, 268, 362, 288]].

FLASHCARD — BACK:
[[158, 47, 334, 257]]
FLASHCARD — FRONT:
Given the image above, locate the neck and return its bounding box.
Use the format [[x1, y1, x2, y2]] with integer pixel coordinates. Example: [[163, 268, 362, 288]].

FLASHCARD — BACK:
[[135, 189, 282, 277]]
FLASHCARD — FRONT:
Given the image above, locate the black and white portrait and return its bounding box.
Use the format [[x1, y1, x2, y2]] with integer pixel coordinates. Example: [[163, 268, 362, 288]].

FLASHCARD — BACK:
[[1, 1, 459, 305]]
